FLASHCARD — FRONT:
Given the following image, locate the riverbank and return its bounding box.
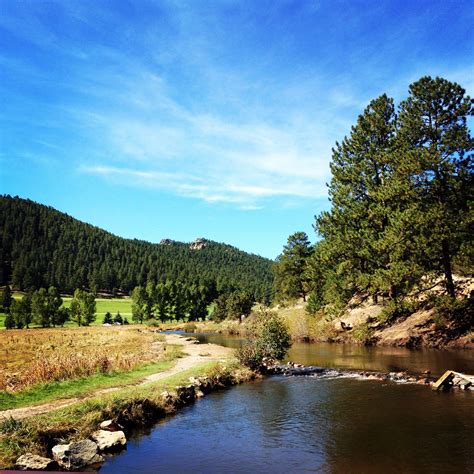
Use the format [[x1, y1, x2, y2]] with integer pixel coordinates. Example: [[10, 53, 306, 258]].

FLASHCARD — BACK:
[[177, 283, 473, 350], [0, 335, 257, 469]]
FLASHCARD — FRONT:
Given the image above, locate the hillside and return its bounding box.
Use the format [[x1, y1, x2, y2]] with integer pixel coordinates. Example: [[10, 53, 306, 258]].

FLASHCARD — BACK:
[[0, 196, 273, 300], [275, 276, 473, 349]]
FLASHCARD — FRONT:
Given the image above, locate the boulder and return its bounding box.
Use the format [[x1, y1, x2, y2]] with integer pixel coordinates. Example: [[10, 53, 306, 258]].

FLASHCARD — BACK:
[[52, 439, 103, 470], [91, 430, 127, 451], [16, 453, 57, 471]]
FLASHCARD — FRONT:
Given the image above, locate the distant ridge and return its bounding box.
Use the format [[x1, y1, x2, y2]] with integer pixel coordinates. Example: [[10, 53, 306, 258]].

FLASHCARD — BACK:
[[0, 195, 274, 300]]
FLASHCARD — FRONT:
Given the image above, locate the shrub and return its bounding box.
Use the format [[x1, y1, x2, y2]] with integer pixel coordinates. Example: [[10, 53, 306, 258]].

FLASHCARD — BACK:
[[236, 310, 291, 369], [378, 298, 416, 323], [352, 322, 374, 345]]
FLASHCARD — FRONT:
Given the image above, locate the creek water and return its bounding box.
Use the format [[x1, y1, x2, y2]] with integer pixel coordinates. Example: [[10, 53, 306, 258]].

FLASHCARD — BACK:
[[99, 335, 474, 473]]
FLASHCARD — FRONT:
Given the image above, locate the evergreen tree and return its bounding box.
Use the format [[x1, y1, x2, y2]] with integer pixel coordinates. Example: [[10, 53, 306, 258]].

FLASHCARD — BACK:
[[274, 232, 312, 302], [4, 312, 14, 329], [46, 286, 63, 326], [9, 293, 32, 328], [103, 311, 113, 324], [397, 76, 473, 297], [114, 312, 123, 324], [52, 307, 69, 326], [1, 286, 13, 313], [131, 286, 148, 324], [31, 288, 50, 327], [70, 289, 96, 326]]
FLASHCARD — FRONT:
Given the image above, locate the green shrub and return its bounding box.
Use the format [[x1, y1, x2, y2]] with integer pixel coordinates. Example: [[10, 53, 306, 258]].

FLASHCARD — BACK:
[[352, 322, 374, 345], [378, 298, 416, 323], [236, 310, 291, 369], [431, 294, 471, 324]]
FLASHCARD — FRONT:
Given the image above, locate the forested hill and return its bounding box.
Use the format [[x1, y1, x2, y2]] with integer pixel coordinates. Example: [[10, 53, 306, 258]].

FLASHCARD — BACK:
[[0, 196, 274, 300]]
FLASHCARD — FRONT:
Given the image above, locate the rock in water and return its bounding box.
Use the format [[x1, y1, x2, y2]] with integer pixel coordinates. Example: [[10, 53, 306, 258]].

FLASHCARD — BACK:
[[91, 429, 127, 451], [16, 453, 57, 470], [52, 439, 103, 469]]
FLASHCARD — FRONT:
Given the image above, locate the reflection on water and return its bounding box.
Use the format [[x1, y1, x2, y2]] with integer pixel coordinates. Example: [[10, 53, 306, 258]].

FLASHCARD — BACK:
[[191, 333, 474, 376], [100, 377, 474, 474]]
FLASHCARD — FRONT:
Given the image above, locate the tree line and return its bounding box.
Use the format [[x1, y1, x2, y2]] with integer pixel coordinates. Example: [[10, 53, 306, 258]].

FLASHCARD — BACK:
[[0, 196, 274, 302], [130, 281, 212, 323], [2, 286, 97, 329], [274, 76, 473, 315]]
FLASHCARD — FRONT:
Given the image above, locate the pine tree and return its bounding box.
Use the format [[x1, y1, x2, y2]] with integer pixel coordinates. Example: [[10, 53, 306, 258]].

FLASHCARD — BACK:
[[397, 76, 473, 297], [103, 311, 113, 324], [1, 286, 13, 313], [31, 288, 50, 327], [131, 286, 148, 323], [274, 232, 312, 302], [4, 313, 14, 329], [70, 289, 96, 326], [313, 95, 401, 303]]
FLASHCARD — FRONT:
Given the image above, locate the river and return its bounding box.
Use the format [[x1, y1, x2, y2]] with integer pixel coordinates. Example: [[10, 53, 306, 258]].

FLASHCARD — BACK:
[[99, 335, 474, 473]]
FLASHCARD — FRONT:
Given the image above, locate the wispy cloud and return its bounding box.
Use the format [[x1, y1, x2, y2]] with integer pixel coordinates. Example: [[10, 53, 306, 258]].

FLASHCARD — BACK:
[[3, 0, 472, 209]]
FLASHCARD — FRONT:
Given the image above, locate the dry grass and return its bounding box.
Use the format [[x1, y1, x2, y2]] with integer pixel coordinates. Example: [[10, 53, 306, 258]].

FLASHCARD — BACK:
[[0, 326, 166, 392]]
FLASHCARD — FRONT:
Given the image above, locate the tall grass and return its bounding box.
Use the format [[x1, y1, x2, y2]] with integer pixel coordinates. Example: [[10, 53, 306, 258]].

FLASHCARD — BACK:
[[0, 326, 166, 392]]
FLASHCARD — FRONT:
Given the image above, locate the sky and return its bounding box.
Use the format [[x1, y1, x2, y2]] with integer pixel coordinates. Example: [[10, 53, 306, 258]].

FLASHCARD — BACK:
[[1, 0, 473, 259]]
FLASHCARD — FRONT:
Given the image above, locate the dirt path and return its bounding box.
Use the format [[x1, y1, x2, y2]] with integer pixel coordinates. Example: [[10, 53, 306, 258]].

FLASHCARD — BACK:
[[0, 334, 233, 421]]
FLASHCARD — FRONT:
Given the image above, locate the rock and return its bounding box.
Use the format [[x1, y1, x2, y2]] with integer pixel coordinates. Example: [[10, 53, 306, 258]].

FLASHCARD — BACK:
[[195, 389, 205, 398], [52, 439, 104, 470], [91, 430, 127, 452], [176, 384, 196, 404], [189, 237, 208, 250], [99, 419, 123, 432], [16, 453, 57, 471]]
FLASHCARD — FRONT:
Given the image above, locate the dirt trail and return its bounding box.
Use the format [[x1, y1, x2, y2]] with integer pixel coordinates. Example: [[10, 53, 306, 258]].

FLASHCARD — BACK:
[[0, 334, 233, 421]]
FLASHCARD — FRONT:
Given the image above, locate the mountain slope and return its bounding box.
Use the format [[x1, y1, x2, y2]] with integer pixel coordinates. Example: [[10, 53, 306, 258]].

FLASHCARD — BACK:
[[0, 196, 273, 300]]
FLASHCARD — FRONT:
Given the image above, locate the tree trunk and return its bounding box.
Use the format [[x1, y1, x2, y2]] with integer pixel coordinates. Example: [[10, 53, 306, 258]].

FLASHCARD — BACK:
[[441, 239, 455, 298], [372, 293, 378, 304], [389, 285, 397, 299]]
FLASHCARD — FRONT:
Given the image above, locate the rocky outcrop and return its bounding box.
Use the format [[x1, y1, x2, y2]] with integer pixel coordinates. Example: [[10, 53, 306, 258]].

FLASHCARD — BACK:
[[190, 238, 208, 250], [52, 439, 103, 470], [160, 238, 175, 245], [91, 429, 127, 452], [16, 453, 57, 471]]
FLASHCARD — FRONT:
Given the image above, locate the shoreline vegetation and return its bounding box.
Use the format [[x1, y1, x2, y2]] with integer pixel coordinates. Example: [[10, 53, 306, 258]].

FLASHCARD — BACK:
[[0, 332, 255, 469], [1, 329, 471, 470]]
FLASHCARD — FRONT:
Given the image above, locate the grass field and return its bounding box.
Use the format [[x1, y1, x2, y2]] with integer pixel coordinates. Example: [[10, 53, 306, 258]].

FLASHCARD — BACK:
[[62, 296, 132, 325], [0, 325, 170, 393]]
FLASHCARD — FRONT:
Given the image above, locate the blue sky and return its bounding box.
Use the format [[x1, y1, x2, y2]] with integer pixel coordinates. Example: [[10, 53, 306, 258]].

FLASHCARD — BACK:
[[1, 0, 473, 259]]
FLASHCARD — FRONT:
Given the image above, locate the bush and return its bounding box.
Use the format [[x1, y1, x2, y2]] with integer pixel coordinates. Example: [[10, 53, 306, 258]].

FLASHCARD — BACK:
[[236, 310, 291, 369], [378, 298, 416, 323], [352, 322, 374, 345], [430, 295, 471, 327]]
